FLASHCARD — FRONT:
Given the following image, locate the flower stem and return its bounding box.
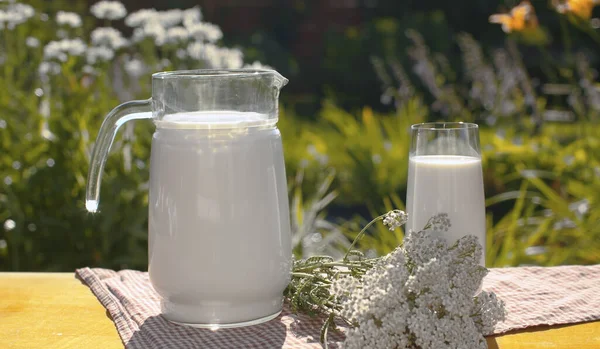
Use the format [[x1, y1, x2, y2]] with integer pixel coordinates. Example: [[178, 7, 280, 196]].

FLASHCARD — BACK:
[[343, 215, 385, 261], [291, 272, 331, 283], [294, 261, 374, 272]]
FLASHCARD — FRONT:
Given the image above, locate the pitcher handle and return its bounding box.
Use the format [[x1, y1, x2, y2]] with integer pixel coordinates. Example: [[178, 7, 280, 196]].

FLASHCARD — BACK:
[[86, 99, 153, 212]]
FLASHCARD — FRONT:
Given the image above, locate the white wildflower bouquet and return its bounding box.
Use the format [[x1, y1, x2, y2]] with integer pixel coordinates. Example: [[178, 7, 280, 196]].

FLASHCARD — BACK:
[[1, 0, 267, 99], [285, 211, 506, 349]]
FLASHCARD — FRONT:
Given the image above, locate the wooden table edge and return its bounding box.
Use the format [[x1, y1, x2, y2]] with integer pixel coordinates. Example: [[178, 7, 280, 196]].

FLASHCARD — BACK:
[[1, 272, 598, 348]]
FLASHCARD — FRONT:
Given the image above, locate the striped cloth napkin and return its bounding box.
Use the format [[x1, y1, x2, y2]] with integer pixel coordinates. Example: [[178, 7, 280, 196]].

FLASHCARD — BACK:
[[75, 265, 600, 349]]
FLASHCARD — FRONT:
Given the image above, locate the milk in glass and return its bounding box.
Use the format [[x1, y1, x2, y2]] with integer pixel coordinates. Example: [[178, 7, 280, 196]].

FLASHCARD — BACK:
[[406, 155, 486, 265]]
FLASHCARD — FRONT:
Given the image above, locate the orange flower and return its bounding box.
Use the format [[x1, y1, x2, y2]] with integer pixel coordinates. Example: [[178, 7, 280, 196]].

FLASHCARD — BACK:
[[489, 1, 539, 33], [553, 0, 600, 20]]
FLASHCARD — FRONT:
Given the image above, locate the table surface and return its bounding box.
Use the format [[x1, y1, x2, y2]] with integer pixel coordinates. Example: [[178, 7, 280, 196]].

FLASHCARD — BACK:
[[0, 273, 599, 349]]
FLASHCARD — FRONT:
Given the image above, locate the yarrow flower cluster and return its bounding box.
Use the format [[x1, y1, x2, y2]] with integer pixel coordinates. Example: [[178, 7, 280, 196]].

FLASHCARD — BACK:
[[0, 2, 34, 30], [56, 11, 82, 28], [158, 9, 183, 28], [182, 7, 202, 27], [86, 46, 114, 65], [38, 61, 61, 76], [11, 2, 257, 83], [26, 36, 40, 48], [90, 0, 127, 21], [188, 22, 223, 43], [132, 19, 167, 45], [244, 61, 274, 70], [124, 57, 146, 78], [165, 26, 189, 44], [332, 217, 505, 348], [90, 27, 128, 50], [43, 39, 87, 62], [382, 209, 408, 231], [187, 42, 243, 69], [285, 210, 506, 349], [124, 8, 158, 27]]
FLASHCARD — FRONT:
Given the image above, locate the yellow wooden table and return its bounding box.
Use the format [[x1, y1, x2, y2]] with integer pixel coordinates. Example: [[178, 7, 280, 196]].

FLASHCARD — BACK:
[[0, 273, 598, 349]]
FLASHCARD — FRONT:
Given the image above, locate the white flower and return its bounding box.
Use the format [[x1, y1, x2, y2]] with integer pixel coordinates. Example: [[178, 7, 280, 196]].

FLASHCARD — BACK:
[[372, 153, 382, 164], [187, 43, 243, 68], [403, 229, 448, 265], [42, 41, 67, 61], [382, 209, 408, 231], [132, 19, 166, 45], [90, 1, 127, 21], [473, 291, 507, 334], [43, 39, 86, 62], [86, 46, 114, 65], [158, 9, 182, 28], [224, 48, 243, 68], [186, 41, 210, 60], [26, 36, 40, 48], [423, 212, 451, 232], [90, 27, 127, 50], [65, 39, 86, 56], [3, 219, 16, 231], [159, 58, 170, 69], [124, 58, 146, 78], [182, 6, 202, 28], [125, 8, 157, 27], [0, 3, 34, 29], [38, 61, 62, 76], [56, 11, 81, 28], [243, 61, 273, 70], [165, 26, 188, 44], [188, 22, 223, 43]]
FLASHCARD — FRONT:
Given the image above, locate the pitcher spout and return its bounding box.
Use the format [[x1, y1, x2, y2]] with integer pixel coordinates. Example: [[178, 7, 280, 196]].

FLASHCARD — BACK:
[[269, 70, 289, 91]]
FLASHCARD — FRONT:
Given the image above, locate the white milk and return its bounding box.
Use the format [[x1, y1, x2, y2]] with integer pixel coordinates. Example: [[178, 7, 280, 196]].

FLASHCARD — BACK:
[[406, 155, 486, 265], [148, 111, 292, 326]]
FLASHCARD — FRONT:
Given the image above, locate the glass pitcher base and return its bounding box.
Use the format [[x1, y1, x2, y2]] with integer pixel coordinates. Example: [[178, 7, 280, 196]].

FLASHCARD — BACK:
[[165, 311, 281, 329], [159, 296, 284, 328]]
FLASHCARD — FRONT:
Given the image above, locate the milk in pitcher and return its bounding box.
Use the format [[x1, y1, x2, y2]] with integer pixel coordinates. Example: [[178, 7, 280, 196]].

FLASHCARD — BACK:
[[148, 111, 292, 326]]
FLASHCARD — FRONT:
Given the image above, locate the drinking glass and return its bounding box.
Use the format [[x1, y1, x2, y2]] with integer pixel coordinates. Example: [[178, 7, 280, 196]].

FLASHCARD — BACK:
[[405, 122, 486, 266]]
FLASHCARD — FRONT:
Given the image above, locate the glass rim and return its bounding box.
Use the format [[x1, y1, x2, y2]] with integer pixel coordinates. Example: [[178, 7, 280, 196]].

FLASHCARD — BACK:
[[411, 122, 478, 131], [152, 69, 286, 81]]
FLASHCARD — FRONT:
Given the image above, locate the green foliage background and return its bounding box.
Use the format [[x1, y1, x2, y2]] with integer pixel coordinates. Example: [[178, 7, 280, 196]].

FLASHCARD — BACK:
[[1, 0, 599, 271]]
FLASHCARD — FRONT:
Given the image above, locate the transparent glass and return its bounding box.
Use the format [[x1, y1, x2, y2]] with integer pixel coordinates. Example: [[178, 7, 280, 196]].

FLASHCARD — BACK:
[[85, 69, 292, 328], [406, 122, 486, 266]]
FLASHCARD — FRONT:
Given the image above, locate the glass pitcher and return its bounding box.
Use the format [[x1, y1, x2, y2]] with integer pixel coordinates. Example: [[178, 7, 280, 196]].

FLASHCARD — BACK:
[[86, 69, 292, 328]]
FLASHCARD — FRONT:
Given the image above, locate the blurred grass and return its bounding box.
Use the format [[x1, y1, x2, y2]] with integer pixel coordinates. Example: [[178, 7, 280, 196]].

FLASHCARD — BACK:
[[282, 104, 599, 267], [280, 100, 426, 206]]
